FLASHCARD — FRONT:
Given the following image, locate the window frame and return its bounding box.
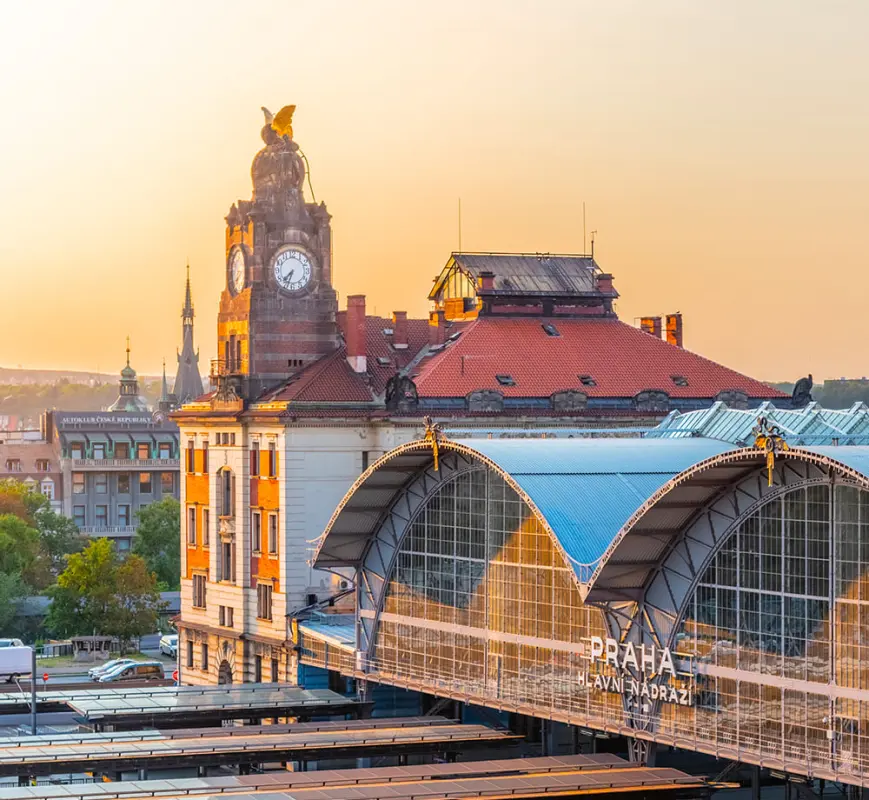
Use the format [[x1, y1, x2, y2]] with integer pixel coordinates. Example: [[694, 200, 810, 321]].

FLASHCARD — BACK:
[[267, 513, 278, 555]]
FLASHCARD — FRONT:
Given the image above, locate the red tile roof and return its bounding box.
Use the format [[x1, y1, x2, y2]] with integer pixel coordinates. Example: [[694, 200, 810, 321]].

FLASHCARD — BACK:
[[265, 348, 374, 404], [412, 317, 785, 399]]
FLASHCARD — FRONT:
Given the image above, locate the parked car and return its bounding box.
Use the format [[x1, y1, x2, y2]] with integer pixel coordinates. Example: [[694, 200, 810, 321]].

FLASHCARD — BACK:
[[88, 658, 137, 680], [97, 661, 165, 683], [159, 634, 178, 658], [0, 645, 31, 682], [0, 639, 24, 648]]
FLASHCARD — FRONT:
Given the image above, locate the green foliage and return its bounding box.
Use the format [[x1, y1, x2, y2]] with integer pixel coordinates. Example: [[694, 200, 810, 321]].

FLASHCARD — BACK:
[[0, 572, 27, 632], [46, 538, 166, 652], [133, 497, 181, 590], [0, 513, 49, 591]]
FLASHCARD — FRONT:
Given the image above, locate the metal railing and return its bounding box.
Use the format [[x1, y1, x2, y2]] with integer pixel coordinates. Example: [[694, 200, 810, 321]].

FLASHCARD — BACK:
[[210, 357, 249, 378], [78, 526, 137, 536], [64, 458, 179, 469]]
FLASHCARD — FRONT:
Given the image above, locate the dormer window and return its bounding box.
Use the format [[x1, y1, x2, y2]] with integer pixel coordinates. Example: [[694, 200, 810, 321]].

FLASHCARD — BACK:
[[670, 375, 689, 387], [495, 374, 516, 387], [377, 357, 391, 366], [542, 323, 560, 337], [579, 374, 597, 387]]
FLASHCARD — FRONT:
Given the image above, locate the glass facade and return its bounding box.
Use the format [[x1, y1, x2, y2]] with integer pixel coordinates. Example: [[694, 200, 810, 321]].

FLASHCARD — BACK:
[[663, 484, 869, 780], [363, 468, 869, 784], [372, 467, 617, 721]]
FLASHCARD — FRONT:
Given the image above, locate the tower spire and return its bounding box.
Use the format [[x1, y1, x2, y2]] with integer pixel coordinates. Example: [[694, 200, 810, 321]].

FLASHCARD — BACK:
[[174, 262, 204, 405], [161, 358, 170, 402], [125, 336, 131, 367]]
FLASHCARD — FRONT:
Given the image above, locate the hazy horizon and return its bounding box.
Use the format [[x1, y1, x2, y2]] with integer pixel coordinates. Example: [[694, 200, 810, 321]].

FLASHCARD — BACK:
[[1, 1, 867, 382]]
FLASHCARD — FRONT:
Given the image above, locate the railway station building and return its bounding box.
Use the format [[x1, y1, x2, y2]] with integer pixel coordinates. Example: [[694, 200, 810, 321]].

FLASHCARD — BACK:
[[303, 403, 869, 789]]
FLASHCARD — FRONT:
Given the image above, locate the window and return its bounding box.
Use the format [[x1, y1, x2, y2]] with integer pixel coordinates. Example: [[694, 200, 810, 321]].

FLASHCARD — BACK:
[[230, 432, 236, 446], [257, 582, 273, 620], [73, 473, 85, 494], [219, 469, 233, 517], [92, 443, 106, 459], [118, 504, 130, 526], [495, 374, 515, 386], [192, 574, 206, 608], [254, 655, 262, 683], [161, 472, 174, 493], [73, 505, 85, 527], [362, 451, 370, 471], [139, 472, 152, 493], [251, 511, 261, 553], [202, 441, 209, 472], [579, 374, 597, 387], [137, 443, 150, 460], [201, 643, 208, 672], [271, 658, 279, 683], [267, 514, 278, 555], [202, 508, 210, 547], [670, 374, 689, 387], [250, 441, 260, 476], [219, 540, 235, 582], [40, 479, 54, 500], [70, 442, 84, 459], [186, 639, 193, 668], [36, 459, 50, 473], [542, 323, 560, 336], [376, 356, 391, 366], [219, 605, 234, 627], [118, 473, 131, 493], [5, 459, 21, 472], [158, 442, 171, 459], [268, 442, 276, 477], [95, 506, 108, 526], [117, 538, 130, 552], [115, 442, 129, 459], [186, 440, 195, 473], [95, 473, 108, 494], [187, 506, 197, 546]]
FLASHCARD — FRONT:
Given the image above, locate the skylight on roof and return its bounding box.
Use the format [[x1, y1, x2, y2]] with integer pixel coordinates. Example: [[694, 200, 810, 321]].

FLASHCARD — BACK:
[[579, 374, 597, 387], [382, 328, 394, 336], [496, 374, 516, 386], [670, 375, 689, 387], [376, 357, 391, 366], [542, 323, 560, 337], [448, 331, 462, 342]]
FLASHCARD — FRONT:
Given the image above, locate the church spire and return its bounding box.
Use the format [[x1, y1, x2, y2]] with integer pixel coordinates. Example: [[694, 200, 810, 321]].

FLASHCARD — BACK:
[[183, 261, 194, 324], [161, 358, 170, 402], [174, 263, 204, 405]]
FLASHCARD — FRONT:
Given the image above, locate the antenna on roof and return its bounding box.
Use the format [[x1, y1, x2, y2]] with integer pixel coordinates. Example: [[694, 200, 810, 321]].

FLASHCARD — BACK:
[[590, 230, 597, 260], [458, 197, 462, 252], [583, 202, 586, 254]]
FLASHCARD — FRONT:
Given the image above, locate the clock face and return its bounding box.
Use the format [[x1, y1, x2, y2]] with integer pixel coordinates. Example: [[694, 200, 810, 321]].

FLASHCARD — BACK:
[[273, 247, 313, 293], [229, 247, 246, 294]]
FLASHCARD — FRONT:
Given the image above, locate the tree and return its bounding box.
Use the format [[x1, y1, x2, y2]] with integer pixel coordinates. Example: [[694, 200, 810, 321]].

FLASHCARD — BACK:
[[133, 497, 180, 590], [46, 539, 166, 651], [0, 512, 48, 590]]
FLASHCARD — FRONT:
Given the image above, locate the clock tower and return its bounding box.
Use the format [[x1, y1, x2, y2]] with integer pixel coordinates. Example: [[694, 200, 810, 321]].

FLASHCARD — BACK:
[[217, 106, 338, 400]]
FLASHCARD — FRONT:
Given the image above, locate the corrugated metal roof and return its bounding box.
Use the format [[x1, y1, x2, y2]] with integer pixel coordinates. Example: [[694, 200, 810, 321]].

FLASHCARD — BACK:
[[461, 438, 735, 579], [447, 253, 602, 296], [651, 401, 869, 445]]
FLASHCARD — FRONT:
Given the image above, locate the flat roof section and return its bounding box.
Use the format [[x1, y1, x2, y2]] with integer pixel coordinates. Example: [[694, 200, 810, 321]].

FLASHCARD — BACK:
[[0, 754, 710, 800], [0, 684, 363, 722], [0, 719, 520, 777], [55, 685, 365, 730]]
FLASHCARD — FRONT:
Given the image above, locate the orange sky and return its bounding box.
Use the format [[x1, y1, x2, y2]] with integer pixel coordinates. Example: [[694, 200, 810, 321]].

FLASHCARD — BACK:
[[1, 1, 867, 382]]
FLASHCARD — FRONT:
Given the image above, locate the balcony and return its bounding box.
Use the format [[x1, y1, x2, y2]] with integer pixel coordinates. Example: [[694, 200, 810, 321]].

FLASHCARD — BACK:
[[78, 526, 137, 537], [63, 457, 180, 471]]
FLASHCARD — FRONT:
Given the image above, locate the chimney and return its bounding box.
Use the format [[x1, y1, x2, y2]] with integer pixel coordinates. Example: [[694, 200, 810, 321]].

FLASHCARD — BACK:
[[346, 294, 367, 372], [665, 313, 683, 348], [640, 316, 663, 339], [429, 309, 446, 346], [596, 273, 615, 293], [392, 311, 408, 349], [478, 271, 495, 291]]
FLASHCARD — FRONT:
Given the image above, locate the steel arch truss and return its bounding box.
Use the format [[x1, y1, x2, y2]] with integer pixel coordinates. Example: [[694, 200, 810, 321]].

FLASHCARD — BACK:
[[355, 450, 480, 656]]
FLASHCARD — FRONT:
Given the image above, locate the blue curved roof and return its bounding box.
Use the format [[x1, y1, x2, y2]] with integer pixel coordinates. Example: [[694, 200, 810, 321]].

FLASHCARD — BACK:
[[801, 446, 869, 478], [458, 437, 735, 577]]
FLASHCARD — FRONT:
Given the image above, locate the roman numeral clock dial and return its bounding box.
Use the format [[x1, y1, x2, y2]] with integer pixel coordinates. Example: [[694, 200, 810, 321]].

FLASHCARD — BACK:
[[272, 247, 313, 293]]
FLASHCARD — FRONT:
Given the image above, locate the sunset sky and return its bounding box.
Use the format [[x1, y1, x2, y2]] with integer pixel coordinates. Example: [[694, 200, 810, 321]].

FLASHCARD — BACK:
[[1, 1, 867, 381]]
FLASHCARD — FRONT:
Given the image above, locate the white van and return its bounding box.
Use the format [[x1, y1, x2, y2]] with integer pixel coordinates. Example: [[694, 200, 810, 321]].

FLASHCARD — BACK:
[[0, 645, 33, 683]]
